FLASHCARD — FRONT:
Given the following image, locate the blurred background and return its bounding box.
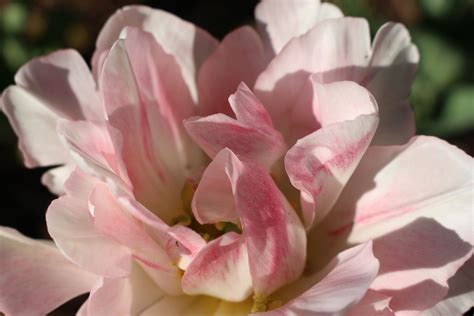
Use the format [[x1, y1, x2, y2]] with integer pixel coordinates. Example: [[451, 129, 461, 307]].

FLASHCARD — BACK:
[[0, 1, 473, 312]]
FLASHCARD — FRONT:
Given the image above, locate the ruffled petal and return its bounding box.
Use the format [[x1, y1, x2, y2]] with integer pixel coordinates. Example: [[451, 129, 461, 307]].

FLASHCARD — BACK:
[[0, 227, 98, 315], [185, 83, 286, 169], [255, 0, 343, 56], [93, 5, 218, 101], [182, 232, 253, 301], [46, 170, 132, 278], [198, 26, 266, 116], [259, 242, 379, 315], [255, 18, 418, 145], [225, 150, 307, 296], [324, 136, 473, 313], [285, 113, 378, 228]]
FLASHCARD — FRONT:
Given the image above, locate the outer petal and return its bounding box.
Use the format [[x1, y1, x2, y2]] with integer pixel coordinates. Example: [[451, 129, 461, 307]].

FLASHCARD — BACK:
[[422, 257, 474, 316], [259, 242, 379, 315], [1, 86, 68, 167], [185, 83, 286, 170], [225, 150, 307, 296], [255, 18, 418, 145], [0, 227, 98, 315], [324, 136, 473, 313], [80, 264, 164, 316], [285, 113, 379, 228], [347, 290, 394, 316], [14, 49, 102, 121], [93, 5, 218, 101], [46, 170, 132, 278], [255, 0, 343, 56], [198, 26, 267, 116], [1, 49, 102, 183], [182, 232, 253, 302], [254, 17, 371, 134]]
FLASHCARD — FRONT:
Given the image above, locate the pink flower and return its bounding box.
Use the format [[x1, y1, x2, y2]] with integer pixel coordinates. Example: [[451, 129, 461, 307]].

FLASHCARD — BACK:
[[1, 1, 472, 315]]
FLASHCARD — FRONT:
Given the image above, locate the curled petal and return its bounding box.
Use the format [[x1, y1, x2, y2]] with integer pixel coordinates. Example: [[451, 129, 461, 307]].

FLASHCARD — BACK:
[[285, 113, 379, 228], [185, 83, 286, 169], [182, 232, 253, 301], [0, 227, 98, 315], [225, 149, 307, 296]]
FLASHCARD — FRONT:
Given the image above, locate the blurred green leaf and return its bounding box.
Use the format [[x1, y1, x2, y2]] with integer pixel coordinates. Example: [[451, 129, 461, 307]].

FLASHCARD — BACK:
[[427, 85, 474, 136], [2, 37, 28, 70], [1, 3, 27, 34]]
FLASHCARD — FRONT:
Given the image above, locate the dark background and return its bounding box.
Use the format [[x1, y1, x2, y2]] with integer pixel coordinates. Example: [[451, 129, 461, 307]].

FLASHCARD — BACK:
[[0, 1, 473, 315]]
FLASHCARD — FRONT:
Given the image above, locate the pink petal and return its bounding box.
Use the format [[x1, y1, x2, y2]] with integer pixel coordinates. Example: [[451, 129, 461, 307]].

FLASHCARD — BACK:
[[254, 17, 371, 133], [192, 148, 238, 225], [57, 119, 131, 193], [255, 18, 417, 145], [1, 86, 68, 167], [324, 136, 473, 313], [14, 49, 102, 121], [370, 219, 472, 314], [100, 33, 200, 224], [197, 26, 266, 116], [255, 0, 343, 56], [185, 83, 286, 169], [423, 257, 474, 316], [259, 242, 379, 315], [347, 290, 394, 316], [285, 113, 379, 228], [41, 164, 75, 195], [182, 232, 253, 301], [1, 49, 102, 182], [0, 227, 98, 315], [46, 170, 132, 278], [225, 149, 307, 296], [81, 264, 164, 316], [312, 80, 378, 126], [89, 183, 183, 295], [93, 5, 218, 101]]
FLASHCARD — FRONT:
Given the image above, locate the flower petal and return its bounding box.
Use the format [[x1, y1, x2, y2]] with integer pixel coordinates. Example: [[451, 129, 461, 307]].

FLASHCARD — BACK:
[[100, 34, 200, 223], [182, 232, 253, 302], [254, 17, 371, 133], [89, 183, 182, 295], [255, 0, 343, 56], [0, 227, 98, 315], [260, 242, 379, 315], [225, 149, 307, 296], [41, 164, 75, 195], [81, 264, 164, 316], [324, 136, 473, 313], [422, 257, 474, 316], [285, 113, 379, 228], [192, 148, 238, 225], [347, 290, 394, 316], [185, 83, 286, 169], [46, 170, 132, 278], [93, 5, 218, 101], [198, 26, 267, 116], [255, 18, 417, 145], [1, 86, 68, 167], [14, 49, 102, 121]]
